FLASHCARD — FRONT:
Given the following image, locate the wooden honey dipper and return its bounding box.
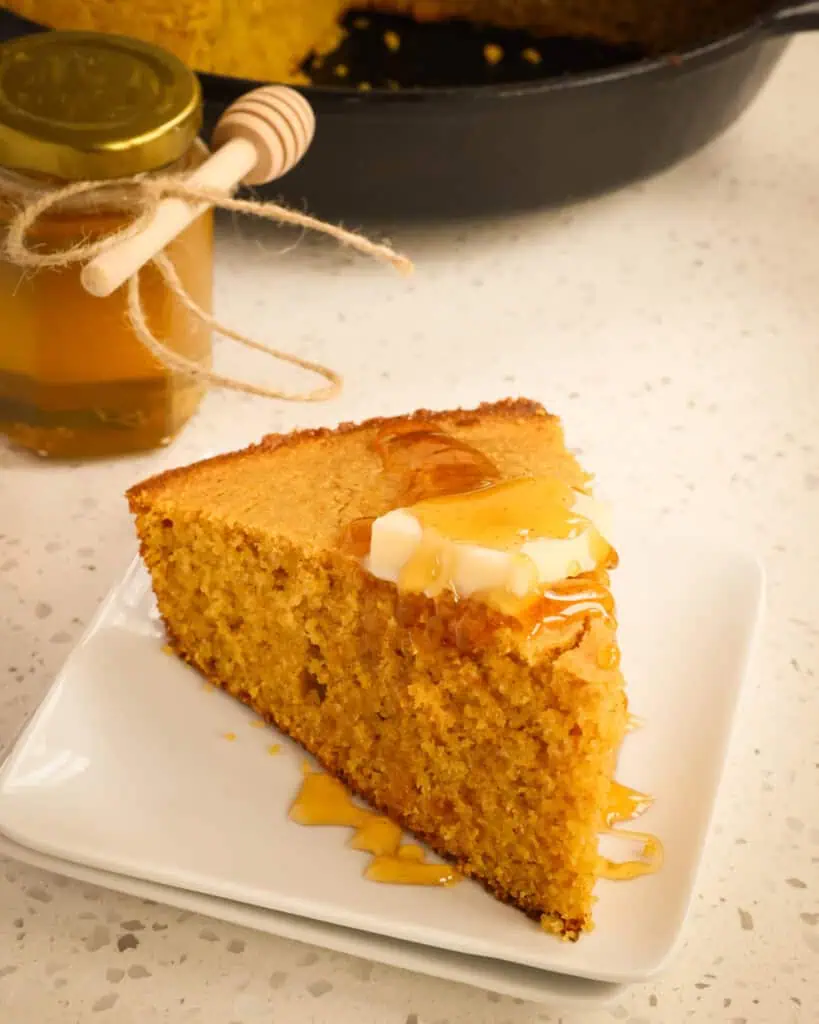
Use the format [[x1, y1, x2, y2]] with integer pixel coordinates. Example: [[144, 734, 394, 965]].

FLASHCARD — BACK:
[[81, 86, 316, 298]]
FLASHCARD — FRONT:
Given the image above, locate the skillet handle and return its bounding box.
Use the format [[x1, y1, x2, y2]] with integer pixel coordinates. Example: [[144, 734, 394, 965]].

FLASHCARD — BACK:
[[767, 0, 819, 34]]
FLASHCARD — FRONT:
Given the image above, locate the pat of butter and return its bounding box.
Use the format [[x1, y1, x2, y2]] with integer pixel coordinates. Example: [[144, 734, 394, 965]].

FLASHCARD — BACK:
[[366, 490, 613, 598]]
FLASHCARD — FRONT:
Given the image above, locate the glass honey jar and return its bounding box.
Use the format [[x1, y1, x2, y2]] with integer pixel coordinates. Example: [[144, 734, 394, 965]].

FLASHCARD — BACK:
[[0, 31, 213, 458]]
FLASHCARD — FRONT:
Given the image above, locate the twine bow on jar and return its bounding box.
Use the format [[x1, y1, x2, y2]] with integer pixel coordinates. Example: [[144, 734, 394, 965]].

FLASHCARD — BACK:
[[1, 86, 413, 404]]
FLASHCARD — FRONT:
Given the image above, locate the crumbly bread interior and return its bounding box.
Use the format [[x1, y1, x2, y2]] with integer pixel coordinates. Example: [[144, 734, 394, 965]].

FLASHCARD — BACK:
[[127, 400, 627, 937]]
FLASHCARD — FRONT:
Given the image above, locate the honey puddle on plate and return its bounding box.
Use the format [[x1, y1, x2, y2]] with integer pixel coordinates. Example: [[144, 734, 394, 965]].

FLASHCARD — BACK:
[[290, 769, 661, 888], [598, 781, 664, 881], [289, 768, 461, 887], [598, 830, 665, 881]]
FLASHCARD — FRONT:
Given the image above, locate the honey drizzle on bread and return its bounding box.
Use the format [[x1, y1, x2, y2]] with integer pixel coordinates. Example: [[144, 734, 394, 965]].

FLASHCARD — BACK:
[[339, 419, 663, 887]]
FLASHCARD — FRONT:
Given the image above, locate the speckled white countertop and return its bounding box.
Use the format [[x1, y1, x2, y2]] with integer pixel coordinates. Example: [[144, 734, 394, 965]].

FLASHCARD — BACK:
[[2, 34, 819, 1024]]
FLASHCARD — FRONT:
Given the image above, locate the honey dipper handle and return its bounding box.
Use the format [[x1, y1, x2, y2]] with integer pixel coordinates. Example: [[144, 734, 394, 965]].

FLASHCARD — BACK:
[[81, 86, 316, 299], [82, 138, 257, 298]]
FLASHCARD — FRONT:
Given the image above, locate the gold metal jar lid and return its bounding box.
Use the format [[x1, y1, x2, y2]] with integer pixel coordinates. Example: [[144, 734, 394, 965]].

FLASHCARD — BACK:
[[0, 31, 202, 180]]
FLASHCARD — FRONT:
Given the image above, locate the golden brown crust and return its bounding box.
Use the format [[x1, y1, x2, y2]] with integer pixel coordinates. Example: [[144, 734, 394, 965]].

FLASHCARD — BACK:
[[128, 393, 590, 659], [261, 396, 551, 448], [126, 397, 552, 509]]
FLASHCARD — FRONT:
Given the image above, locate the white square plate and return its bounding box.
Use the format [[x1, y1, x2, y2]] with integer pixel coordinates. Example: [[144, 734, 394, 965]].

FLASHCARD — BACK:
[[0, 831, 624, 1008], [0, 532, 764, 986]]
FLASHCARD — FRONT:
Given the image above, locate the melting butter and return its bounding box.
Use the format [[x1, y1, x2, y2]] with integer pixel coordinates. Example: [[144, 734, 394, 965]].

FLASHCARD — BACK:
[[366, 423, 615, 604]]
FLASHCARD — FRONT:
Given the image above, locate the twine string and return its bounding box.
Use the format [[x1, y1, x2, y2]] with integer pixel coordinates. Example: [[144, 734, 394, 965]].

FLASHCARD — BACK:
[[1, 172, 413, 402]]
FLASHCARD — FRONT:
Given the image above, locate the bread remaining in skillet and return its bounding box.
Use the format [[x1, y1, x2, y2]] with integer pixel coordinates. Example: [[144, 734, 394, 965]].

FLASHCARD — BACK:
[[10, 0, 770, 83]]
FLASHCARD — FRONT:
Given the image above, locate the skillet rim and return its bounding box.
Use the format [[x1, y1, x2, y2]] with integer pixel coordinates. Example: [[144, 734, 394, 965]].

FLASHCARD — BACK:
[[199, 10, 775, 104]]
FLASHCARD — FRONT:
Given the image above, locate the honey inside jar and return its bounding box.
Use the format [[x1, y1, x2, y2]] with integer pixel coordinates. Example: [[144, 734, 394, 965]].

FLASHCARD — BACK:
[[0, 31, 212, 459], [0, 181, 212, 458]]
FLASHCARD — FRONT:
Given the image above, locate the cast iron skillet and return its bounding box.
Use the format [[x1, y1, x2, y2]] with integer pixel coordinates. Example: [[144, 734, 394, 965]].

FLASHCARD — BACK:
[[1, 3, 818, 219]]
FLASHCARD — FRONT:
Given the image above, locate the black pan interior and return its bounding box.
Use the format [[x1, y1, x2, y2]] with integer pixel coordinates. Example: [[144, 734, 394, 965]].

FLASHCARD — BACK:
[[302, 8, 646, 88]]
